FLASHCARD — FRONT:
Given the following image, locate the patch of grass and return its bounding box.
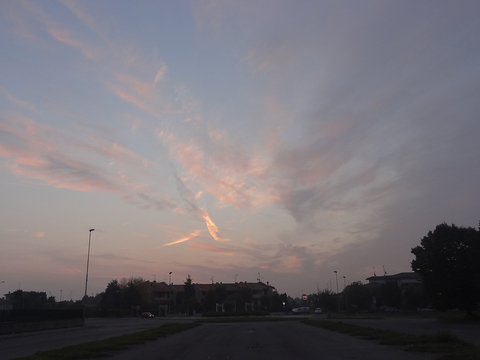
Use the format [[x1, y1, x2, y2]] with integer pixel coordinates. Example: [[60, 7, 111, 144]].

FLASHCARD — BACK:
[[327, 313, 384, 320], [197, 316, 301, 323], [201, 310, 270, 317], [304, 319, 480, 360], [12, 323, 200, 360]]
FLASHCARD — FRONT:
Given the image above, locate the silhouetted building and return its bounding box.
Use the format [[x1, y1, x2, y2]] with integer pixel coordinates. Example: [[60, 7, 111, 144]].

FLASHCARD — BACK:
[[366, 272, 421, 288]]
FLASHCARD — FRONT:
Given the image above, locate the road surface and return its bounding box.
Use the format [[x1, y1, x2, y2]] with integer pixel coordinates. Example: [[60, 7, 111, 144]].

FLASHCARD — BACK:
[[3, 316, 478, 359], [109, 321, 435, 360], [0, 317, 194, 360]]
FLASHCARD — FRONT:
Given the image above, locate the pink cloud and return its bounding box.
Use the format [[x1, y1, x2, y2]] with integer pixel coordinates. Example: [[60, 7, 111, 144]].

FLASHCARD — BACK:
[[58, 0, 101, 37], [0, 117, 177, 212], [60, 267, 82, 275], [154, 65, 167, 84], [1, 89, 38, 112], [48, 28, 97, 59], [160, 130, 272, 209], [164, 230, 200, 246], [202, 212, 229, 242], [189, 242, 234, 255], [133, 233, 150, 238], [116, 74, 154, 99], [15, 157, 47, 167], [109, 84, 151, 112]]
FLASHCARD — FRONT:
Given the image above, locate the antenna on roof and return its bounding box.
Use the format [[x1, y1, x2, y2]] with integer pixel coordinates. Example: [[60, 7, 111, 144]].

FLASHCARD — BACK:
[[211, 276, 214, 284], [383, 265, 387, 276], [373, 266, 376, 276], [257, 272, 260, 282], [235, 274, 238, 283]]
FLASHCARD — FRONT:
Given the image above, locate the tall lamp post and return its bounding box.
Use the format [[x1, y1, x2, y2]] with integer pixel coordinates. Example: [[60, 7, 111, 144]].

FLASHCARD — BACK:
[[334, 271, 340, 313], [168, 272, 173, 314], [84, 229, 95, 311]]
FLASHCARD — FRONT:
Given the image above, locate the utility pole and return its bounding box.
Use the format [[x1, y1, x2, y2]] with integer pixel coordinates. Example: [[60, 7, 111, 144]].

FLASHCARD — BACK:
[[83, 229, 95, 318], [334, 271, 339, 313]]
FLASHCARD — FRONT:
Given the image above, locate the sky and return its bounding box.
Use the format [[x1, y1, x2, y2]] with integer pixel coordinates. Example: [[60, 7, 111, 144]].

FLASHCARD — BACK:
[[1, 0, 480, 301]]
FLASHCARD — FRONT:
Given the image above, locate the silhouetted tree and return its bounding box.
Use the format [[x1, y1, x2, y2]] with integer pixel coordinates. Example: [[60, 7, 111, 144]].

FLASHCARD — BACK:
[[381, 281, 402, 308], [183, 275, 196, 300], [119, 277, 144, 310], [402, 284, 429, 310], [271, 292, 289, 311], [47, 296, 56, 308], [10, 290, 47, 309], [99, 277, 144, 314], [203, 289, 217, 311], [314, 290, 337, 313], [344, 282, 372, 311], [100, 279, 121, 310], [411, 222, 480, 316], [179, 275, 198, 314]]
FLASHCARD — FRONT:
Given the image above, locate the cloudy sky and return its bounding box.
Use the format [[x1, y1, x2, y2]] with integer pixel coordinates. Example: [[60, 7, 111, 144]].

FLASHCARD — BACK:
[[1, 0, 479, 300]]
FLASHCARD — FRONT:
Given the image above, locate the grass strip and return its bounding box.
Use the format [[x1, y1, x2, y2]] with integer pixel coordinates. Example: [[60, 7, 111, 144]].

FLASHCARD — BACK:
[[12, 323, 200, 360], [196, 316, 304, 323], [303, 319, 480, 360]]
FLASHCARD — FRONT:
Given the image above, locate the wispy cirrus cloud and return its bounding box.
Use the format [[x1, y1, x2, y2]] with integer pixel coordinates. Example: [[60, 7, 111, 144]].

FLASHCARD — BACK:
[[108, 84, 152, 112], [1, 88, 38, 113], [172, 171, 229, 242], [164, 230, 200, 246], [48, 27, 97, 59], [160, 129, 271, 210], [154, 65, 167, 84], [116, 74, 154, 100], [0, 117, 177, 211], [189, 242, 234, 255], [202, 212, 228, 242], [58, 0, 104, 39]]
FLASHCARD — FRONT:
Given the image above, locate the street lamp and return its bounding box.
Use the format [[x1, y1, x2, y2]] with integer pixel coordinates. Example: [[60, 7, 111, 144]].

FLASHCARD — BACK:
[[343, 276, 348, 312], [168, 272, 173, 314], [334, 271, 339, 313], [84, 229, 95, 304]]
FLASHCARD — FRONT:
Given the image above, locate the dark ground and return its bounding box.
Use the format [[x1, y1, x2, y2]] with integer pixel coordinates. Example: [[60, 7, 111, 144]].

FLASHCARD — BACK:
[[109, 321, 437, 360]]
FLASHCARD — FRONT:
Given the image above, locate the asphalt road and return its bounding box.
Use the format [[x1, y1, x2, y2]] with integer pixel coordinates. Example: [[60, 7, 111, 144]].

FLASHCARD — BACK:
[[0, 317, 195, 360], [2, 316, 478, 360], [109, 321, 436, 360]]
